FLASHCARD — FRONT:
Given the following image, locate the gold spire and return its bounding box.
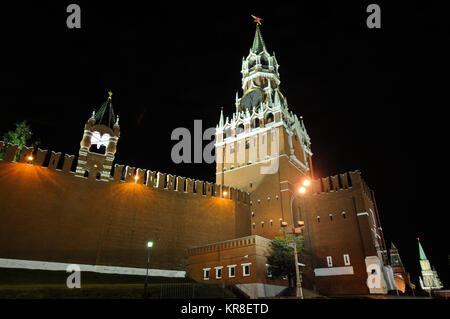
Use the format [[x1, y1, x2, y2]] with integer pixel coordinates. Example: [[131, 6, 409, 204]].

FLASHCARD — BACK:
[[108, 91, 113, 100]]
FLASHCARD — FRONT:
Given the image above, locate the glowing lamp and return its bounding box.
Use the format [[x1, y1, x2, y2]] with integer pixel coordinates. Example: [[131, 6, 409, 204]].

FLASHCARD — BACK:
[[298, 187, 306, 194], [147, 241, 153, 248], [134, 174, 139, 181], [223, 191, 228, 196], [302, 179, 311, 187], [27, 155, 34, 161]]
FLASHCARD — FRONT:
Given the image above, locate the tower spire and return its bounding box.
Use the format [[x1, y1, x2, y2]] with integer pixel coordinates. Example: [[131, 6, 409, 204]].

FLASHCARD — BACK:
[[94, 91, 116, 128], [417, 238, 427, 260], [251, 25, 268, 54], [219, 107, 224, 127]]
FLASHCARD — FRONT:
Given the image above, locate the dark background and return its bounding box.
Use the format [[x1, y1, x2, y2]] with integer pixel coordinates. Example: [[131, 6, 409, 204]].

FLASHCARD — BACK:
[[0, 2, 447, 287]]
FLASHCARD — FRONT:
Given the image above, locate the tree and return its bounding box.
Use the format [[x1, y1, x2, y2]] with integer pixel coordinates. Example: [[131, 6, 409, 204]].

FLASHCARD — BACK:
[[1, 120, 40, 160], [267, 234, 304, 288]]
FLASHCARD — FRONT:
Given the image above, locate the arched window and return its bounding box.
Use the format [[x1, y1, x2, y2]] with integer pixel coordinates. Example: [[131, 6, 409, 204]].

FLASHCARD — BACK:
[[224, 128, 232, 139], [96, 172, 101, 180], [265, 113, 274, 123], [251, 118, 260, 130], [237, 124, 245, 135], [83, 170, 89, 178]]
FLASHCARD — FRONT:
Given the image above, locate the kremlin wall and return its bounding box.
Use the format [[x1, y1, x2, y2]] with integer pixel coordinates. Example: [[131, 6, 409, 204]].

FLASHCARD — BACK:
[[0, 142, 250, 273]]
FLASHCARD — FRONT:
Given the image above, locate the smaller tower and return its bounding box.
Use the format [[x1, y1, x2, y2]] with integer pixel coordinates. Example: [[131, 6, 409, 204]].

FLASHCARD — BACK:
[[75, 91, 120, 181], [418, 238, 443, 291], [389, 242, 413, 293]]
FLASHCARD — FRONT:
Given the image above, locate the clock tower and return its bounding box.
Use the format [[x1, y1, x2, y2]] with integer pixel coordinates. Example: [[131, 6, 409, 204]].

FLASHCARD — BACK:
[[215, 24, 313, 239]]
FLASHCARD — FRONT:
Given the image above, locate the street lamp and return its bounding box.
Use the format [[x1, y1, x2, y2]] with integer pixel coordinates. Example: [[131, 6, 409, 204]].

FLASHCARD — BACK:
[[144, 241, 153, 298], [281, 178, 310, 299]]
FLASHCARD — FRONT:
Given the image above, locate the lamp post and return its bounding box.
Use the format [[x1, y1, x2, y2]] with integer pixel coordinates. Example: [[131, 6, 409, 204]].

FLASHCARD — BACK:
[[144, 241, 153, 298], [281, 178, 310, 299]]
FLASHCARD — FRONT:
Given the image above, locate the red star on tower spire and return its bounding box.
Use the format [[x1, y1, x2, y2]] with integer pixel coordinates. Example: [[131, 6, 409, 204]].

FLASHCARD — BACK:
[[251, 15, 262, 25]]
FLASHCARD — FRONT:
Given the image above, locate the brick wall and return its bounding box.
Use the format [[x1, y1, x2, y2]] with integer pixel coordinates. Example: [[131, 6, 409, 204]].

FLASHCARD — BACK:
[[0, 153, 251, 271]]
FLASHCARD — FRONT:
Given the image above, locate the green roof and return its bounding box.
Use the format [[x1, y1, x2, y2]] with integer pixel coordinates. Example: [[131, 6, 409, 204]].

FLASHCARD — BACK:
[[418, 239, 427, 260], [95, 93, 116, 128], [251, 25, 268, 54]]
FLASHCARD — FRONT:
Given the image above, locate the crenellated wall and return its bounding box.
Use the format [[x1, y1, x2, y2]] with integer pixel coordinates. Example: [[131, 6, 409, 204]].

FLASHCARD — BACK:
[[0, 142, 252, 271]]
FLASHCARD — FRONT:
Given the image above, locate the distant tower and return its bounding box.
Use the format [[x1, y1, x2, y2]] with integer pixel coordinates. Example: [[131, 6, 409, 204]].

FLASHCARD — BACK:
[[215, 22, 313, 238], [418, 238, 443, 291], [389, 242, 413, 293], [75, 91, 120, 181]]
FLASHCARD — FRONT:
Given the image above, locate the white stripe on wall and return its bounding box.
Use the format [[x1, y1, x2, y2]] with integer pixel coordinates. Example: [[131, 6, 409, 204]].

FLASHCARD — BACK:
[[0, 258, 186, 278], [314, 266, 354, 277]]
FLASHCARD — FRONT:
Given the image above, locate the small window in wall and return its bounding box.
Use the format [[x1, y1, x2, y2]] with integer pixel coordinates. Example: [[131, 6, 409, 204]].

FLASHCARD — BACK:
[[215, 267, 223, 279], [251, 212, 255, 217], [261, 221, 264, 228], [252, 223, 255, 229], [342, 211, 346, 219], [230, 146, 235, 154], [343, 254, 350, 266], [317, 216, 320, 223], [228, 265, 236, 278], [270, 220, 273, 226], [329, 214, 333, 221], [326, 256, 333, 268], [203, 268, 211, 280], [242, 263, 251, 277], [246, 140, 250, 149]]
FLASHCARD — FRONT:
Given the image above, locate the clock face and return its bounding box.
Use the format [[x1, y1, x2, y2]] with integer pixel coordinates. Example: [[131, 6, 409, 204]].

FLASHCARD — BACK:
[[240, 88, 264, 111]]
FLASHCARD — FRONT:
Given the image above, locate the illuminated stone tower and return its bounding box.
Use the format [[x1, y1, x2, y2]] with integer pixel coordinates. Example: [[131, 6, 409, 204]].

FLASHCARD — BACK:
[[215, 24, 313, 239], [75, 92, 120, 181], [418, 238, 443, 291]]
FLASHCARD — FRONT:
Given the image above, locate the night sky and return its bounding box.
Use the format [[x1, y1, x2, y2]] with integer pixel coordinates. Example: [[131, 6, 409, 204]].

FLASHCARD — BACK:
[[0, 2, 448, 287]]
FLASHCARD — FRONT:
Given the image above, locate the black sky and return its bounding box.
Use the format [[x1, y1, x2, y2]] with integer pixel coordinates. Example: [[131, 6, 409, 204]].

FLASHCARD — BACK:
[[0, 2, 448, 287]]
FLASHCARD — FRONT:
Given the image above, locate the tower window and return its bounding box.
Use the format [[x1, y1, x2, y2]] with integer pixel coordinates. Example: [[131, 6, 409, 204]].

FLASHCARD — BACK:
[[203, 268, 211, 280], [317, 216, 320, 223], [96, 172, 101, 180], [83, 170, 89, 178], [343, 254, 351, 266], [215, 267, 223, 279], [265, 113, 274, 123], [342, 212, 346, 219], [242, 263, 251, 277], [230, 146, 235, 154], [246, 140, 250, 149], [228, 265, 236, 278], [251, 212, 255, 217], [237, 124, 245, 135], [326, 256, 333, 268], [329, 214, 333, 221]]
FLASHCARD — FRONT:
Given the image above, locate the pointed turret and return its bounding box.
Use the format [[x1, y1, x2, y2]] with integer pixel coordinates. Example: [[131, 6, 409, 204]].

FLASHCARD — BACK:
[[219, 107, 224, 127], [94, 91, 116, 128], [417, 238, 427, 260], [251, 25, 268, 54]]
